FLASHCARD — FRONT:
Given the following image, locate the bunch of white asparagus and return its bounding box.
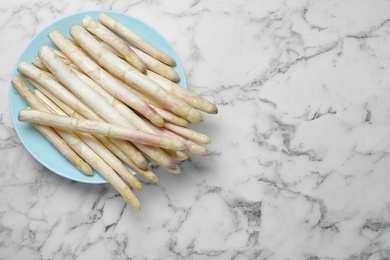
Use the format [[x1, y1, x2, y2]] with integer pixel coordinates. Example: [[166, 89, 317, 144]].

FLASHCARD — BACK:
[[12, 12, 218, 211]]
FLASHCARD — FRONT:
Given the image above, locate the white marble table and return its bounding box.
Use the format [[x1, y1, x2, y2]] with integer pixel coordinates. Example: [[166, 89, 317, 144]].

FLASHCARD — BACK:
[[1, 0, 390, 259]]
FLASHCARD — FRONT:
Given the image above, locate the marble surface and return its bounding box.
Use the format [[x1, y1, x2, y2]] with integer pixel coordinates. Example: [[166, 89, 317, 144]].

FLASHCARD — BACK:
[[1, 0, 390, 259]]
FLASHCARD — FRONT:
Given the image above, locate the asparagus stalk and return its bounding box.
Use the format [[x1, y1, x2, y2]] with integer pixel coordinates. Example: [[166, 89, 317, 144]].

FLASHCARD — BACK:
[[164, 149, 188, 161], [142, 118, 211, 156], [69, 24, 204, 124], [133, 48, 179, 82], [12, 76, 93, 176], [152, 106, 191, 126], [144, 154, 180, 174], [164, 122, 211, 144], [18, 61, 148, 170], [48, 30, 164, 128], [147, 70, 218, 114], [111, 76, 192, 127], [98, 12, 176, 66], [18, 109, 187, 151], [81, 15, 146, 74], [34, 89, 143, 191]]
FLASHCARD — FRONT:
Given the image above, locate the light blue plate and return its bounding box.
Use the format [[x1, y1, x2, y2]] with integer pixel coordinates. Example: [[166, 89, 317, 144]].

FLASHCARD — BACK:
[[9, 10, 186, 184]]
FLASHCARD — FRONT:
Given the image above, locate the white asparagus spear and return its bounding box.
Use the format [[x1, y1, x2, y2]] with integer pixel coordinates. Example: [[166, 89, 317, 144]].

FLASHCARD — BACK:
[[81, 15, 146, 74], [92, 32, 179, 81], [164, 122, 211, 144], [30, 81, 158, 182], [98, 12, 176, 66], [11, 76, 93, 176], [38, 44, 176, 170], [152, 106, 191, 127], [144, 154, 180, 174], [133, 48, 179, 82], [18, 61, 147, 170], [115, 79, 191, 127], [48, 30, 164, 127], [34, 89, 143, 191], [164, 149, 188, 161], [147, 70, 218, 114], [142, 118, 211, 156], [18, 109, 187, 151], [69, 24, 203, 124]]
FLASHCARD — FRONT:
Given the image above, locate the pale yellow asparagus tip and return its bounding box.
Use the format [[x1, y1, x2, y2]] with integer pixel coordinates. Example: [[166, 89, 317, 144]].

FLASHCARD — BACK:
[[153, 106, 191, 127], [165, 150, 188, 161], [132, 178, 143, 191], [145, 154, 180, 174], [163, 164, 180, 174], [143, 169, 159, 182], [129, 196, 141, 211], [174, 151, 189, 161]]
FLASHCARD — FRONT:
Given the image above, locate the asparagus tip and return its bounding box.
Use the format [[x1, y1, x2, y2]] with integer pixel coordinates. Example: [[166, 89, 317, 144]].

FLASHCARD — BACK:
[[210, 104, 218, 114], [134, 181, 143, 191], [138, 160, 148, 171]]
